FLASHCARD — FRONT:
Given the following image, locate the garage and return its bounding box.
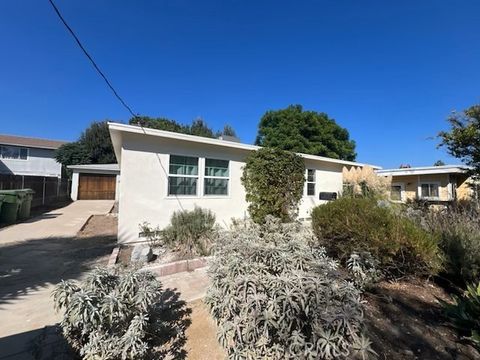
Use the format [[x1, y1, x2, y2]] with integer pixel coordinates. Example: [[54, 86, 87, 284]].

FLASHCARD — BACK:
[[68, 164, 120, 201]]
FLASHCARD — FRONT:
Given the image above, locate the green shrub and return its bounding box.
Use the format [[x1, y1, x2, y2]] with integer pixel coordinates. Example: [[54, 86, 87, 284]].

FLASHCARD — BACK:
[[414, 205, 480, 285], [205, 217, 374, 359], [140, 206, 217, 256], [241, 147, 305, 223], [442, 282, 480, 349], [311, 197, 442, 277], [52, 267, 187, 359]]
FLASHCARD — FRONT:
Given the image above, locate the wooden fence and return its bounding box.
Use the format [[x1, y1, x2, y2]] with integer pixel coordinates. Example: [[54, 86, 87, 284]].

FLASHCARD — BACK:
[[0, 174, 70, 208]]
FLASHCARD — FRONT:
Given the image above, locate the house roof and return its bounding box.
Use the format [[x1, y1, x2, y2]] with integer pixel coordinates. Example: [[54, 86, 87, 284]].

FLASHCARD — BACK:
[[376, 165, 471, 177], [0, 134, 67, 150], [67, 164, 120, 174], [108, 122, 381, 169]]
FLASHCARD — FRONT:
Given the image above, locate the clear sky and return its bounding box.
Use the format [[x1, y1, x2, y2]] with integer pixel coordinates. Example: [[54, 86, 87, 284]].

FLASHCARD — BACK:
[[1, 1, 479, 168]]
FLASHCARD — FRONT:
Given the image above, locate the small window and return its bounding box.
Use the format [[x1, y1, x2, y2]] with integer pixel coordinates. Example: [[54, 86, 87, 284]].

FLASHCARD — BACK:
[[204, 158, 229, 195], [0, 145, 28, 160], [168, 155, 198, 195], [306, 169, 315, 196], [421, 183, 439, 199], [391, 185, 402, 201]]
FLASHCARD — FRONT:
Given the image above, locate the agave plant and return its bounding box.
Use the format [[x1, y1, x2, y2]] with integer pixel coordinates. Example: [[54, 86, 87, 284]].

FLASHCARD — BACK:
[[205, 216, 376, 359], [52, 267, 187, 359]]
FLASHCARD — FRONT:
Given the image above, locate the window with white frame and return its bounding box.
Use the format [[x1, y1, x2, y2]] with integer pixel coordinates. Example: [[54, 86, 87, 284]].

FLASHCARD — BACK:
[[390, 184, 404, 201], [306, 169, 315, 196], [420, 183, 440, 199], [0, 145, 28, 160], [204, 158, 229, 195], [168, 155, 198, 195]]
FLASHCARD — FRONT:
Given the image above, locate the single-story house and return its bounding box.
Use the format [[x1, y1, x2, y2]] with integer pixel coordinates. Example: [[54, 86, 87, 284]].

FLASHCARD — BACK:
[[68, 164, 120, 201], [376, 165, 474, 203], [108, 122, 380, 243]]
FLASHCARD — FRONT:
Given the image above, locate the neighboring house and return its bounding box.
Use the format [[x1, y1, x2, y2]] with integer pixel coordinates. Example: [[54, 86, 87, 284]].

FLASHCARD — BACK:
[[0, 134, 65, 178], [376, 165, 474, 203], [68, 164, 120, 201], [0, 134, 68, 207], [108, 122, 380, 243]]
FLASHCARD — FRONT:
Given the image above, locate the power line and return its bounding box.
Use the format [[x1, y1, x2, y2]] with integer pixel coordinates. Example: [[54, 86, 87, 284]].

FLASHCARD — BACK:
[[47, 0, 139, 118]]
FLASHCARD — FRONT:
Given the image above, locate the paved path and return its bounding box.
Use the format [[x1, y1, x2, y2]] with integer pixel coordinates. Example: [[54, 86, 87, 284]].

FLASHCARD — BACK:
[[160, 267, 210, 303], [0, 200, 114, 245], [0, 201, 115, 359]]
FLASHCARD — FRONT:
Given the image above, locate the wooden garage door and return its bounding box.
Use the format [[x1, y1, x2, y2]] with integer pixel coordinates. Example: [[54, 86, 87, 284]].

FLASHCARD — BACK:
[[78, 174, 116, 200]]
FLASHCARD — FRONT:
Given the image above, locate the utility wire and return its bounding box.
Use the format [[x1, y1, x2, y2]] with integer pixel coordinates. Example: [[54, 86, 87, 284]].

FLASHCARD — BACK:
[[48, 0, 139, 118]]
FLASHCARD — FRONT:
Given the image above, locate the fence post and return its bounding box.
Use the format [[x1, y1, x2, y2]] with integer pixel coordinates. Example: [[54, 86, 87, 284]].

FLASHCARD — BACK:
[[42, 177, 46, 205]]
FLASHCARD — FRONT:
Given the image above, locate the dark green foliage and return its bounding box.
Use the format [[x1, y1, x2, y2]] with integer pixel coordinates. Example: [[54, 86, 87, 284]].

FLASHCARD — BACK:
[[52, 267, 189, 359], [255, 104, 356, 161], [434, 160, 446, 166], [241, 148, 305, 223], [442, 282, 480, 349], [55, 121, 116, 171], [205, 218, 374, 359], [140, 207, 217, 257], [409, 205, 480, 285], [222, 124, 237, 137], [438, 105, 480, 176], [129, 116, 237, 139], [311, 197, 442, 277]]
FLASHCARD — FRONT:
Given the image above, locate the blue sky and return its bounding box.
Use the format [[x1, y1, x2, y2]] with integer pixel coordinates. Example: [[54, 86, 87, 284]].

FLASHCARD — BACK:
[[1, 1, 479, 168]]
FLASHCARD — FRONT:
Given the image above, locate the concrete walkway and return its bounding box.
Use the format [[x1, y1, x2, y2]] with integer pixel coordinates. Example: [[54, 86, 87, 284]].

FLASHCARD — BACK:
[[0, 200, 114, 245], [160, 267, 210, 303], [0, 200, 115, 359]]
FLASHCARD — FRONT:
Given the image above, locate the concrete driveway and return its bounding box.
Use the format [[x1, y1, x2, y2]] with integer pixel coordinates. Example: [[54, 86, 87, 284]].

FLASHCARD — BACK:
[[0, 200, 115, 359]]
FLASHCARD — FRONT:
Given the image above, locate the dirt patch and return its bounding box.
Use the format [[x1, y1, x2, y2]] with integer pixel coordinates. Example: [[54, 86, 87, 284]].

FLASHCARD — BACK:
[[365, 279, 479, 359], [77, 214, 117, 239], [185, 299, 225, 360]]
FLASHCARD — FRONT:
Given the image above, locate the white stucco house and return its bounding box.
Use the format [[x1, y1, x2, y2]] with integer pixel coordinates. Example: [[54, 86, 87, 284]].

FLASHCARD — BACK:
[[108, 122, 380, 244]]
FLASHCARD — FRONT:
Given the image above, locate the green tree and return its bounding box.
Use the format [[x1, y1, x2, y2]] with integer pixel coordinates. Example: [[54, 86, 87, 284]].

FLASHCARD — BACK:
[[222, 124, 237, 137], [255, 105, 356, 161], [241, 148, 305, 223], [439, 105, 480, 176], [55, 121, 116, 172], [434, 160, 446, 166], [190, 118, 216, 138]]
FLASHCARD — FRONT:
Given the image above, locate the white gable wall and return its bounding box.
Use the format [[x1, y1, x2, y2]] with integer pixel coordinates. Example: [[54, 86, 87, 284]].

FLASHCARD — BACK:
[[117, 132, 345, 243]]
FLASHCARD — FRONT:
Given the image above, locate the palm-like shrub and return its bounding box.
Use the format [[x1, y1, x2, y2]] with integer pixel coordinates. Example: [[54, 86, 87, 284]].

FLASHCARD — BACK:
[[52, 267, 187, 359], [205, 217, 374, 359], [442, 282, 480, 349]]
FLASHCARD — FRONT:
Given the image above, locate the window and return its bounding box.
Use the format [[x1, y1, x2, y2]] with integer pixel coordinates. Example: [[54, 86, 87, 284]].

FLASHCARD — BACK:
[[306, 169, 315, 196], [0, 146, 28, 160], [391, 185, 403, 201], [204, 158, 229, 195], [168, 155, 198, 195], [420, 183, 439, 199]]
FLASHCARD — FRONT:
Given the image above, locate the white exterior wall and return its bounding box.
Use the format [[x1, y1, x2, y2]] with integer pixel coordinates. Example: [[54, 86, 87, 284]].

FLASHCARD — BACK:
[[117, 132, 345, 243], [0, 147, 62, 177]]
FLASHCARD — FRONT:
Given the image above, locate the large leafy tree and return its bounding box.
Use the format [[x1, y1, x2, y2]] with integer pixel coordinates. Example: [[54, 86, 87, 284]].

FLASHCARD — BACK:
[[255, 105, 356, 161], [438, 105, 480, 176], [129, 116, 237, 139], [55, 121, 116, 170]]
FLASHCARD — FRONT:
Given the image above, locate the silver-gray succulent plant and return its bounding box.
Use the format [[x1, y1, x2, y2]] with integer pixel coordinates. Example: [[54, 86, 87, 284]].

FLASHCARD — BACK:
[[205, 216, 376, 359]]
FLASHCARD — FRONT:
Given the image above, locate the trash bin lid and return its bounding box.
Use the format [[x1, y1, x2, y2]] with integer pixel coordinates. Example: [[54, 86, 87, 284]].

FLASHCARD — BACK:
[[0, 190, 21, 203]]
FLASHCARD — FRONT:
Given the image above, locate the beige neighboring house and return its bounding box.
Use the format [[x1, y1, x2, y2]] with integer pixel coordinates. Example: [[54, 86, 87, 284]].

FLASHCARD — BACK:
[[108, 122, 380, 243], [376, 165, 474, 203]]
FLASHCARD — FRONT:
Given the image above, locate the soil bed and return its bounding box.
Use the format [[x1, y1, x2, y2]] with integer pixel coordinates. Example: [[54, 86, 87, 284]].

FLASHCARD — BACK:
[[365, 279, 479, 360]]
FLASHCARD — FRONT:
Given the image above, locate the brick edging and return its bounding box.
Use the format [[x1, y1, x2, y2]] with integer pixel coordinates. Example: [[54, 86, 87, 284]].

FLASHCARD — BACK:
[[107, 246, 120, 267], [146, 256, 212, 277]]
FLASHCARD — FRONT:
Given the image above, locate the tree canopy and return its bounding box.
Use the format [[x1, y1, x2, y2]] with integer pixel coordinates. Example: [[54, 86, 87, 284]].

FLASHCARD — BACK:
[[255, 105, 356, 161], [438, 105, 480, 176], [55, 121, 116, 171], [129, 116, 237, 139]]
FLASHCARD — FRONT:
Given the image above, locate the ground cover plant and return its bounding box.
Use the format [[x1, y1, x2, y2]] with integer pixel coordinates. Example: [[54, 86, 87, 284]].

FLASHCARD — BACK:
[[52, 267, 189, 359], [205, 217, 374, 359], [311, 196, 442, 278]]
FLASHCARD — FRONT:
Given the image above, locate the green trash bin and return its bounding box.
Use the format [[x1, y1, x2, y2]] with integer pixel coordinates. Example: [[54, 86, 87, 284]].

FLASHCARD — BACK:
[[0, 194, 5, 215], [0, 190, 21, 224], [17, 189, 34, 219]]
